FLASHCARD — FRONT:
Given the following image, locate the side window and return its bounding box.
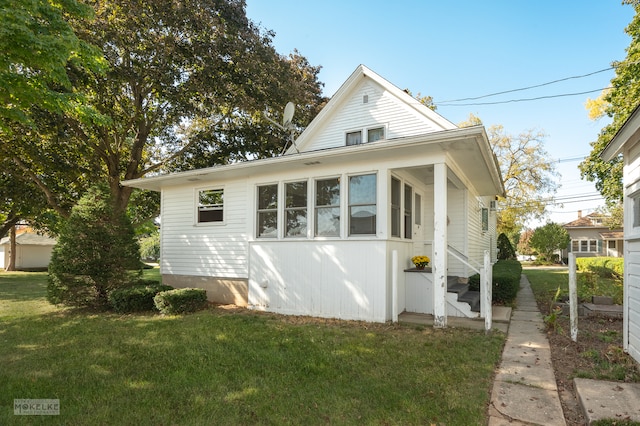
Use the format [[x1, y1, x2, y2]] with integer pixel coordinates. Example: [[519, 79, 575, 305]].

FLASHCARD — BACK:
[[257, 184, 278, 237], [349, 174, 377, 235], [285, 181, 307, 237], [415, 193, 422, 226], [198, 189, 223, 223], [391, 177, 401, 237], [315, 177, 340, 237], [404, 184, 412, 239], [481, 208, 489, 232]]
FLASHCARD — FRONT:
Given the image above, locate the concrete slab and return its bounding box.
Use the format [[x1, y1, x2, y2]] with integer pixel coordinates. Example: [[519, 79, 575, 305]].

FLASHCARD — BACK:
[[495, 360, 557, 390], [574, 378, 640, 424], [490, 381, 566, 426]]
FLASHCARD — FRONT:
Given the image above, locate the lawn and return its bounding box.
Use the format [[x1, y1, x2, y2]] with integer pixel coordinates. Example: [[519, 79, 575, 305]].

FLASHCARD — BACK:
[[0, 270, 505, 425]]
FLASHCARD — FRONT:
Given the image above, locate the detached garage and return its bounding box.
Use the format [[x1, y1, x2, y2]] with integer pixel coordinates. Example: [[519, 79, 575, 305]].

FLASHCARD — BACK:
[[0, 232, 57, 271], [601, 104, 640, 365]]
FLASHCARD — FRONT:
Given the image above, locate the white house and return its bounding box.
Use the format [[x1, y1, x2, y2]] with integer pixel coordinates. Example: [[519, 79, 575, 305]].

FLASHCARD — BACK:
[[124, 65, 505, 327], [0, 230, 56, 271], [601, 104, 640, 365]]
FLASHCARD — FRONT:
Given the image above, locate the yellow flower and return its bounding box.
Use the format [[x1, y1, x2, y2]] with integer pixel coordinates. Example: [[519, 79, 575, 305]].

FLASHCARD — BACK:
[[411, 255, 430, 266]]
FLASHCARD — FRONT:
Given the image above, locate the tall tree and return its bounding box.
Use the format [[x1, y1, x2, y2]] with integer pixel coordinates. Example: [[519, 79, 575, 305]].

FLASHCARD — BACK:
[[580, 1, 638, 204], [458, 114, 559, 241], [530, 222, 570, 263], [0, 0, 103, 129], [11, 0, 326, 223]]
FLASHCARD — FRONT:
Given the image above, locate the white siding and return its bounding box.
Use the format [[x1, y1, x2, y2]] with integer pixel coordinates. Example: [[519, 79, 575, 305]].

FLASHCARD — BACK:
[[160, 180, 249, 278], [302, 81, 447, 152], [248, 240, 387, 322], [624, 138, 640, 364]]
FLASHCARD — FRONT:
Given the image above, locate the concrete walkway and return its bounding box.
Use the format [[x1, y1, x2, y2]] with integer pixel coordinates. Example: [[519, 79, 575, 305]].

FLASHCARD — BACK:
[[488, 275, 566, 425]]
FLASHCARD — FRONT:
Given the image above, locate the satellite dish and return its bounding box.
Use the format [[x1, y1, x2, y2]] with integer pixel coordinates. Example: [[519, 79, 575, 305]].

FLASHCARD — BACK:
[[282, 102, 295, 128]]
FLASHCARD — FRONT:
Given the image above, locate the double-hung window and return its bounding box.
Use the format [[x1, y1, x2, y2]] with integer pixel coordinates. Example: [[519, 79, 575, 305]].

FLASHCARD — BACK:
[[315, 177, 340, 237], [285, 181, 307, 237], [197, 189, 224, 223], [257, 184, 278, 237], [349, 174, 376, 235], [391, 177, 401, 237]]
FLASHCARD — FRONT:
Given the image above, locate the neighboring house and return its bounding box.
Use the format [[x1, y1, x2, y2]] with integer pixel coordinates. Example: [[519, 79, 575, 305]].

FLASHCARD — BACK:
[[601, 104, 640, 365], [124, 65, 505, 326], [563, 211, 624, 258], [0, 230, 57, 270]]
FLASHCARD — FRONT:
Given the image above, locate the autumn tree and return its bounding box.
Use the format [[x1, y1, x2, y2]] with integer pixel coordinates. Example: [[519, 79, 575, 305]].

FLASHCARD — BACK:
[[517, 228, 536, 258], [580, 1, 638, 203], [458, 114, 559, 243]]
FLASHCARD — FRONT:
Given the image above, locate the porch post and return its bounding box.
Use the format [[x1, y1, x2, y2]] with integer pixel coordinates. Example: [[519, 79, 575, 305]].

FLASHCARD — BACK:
[[433, 163, 447, 328]]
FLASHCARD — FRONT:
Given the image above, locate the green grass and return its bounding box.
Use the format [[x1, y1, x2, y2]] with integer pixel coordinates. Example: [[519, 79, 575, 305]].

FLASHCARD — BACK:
[[524, 267, 622, 306], [0, 270, 505, 425]]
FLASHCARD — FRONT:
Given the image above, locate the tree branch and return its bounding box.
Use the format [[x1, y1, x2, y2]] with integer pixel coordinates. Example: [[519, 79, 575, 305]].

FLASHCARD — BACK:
[[12, 157, 69, 218]]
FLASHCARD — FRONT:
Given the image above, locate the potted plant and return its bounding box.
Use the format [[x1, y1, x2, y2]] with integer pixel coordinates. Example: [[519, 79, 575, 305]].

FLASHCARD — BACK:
[[411, 255, 430, 270]]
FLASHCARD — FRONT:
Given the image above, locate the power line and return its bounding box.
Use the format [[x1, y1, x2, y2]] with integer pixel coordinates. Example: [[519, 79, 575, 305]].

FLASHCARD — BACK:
[[437, 67, 614, 103], [437, 88, 610, 107]]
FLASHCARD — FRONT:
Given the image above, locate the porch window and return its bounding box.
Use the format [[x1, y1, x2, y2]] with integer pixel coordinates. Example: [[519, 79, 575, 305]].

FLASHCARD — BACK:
[[349, 174, 377, 235], [391, 177, 401, 237], [315, 177, 340, 237], [257, 184, 278, 237], [481, 208, 489, 232], [285, 181, 307, 237], [197, 189, 223, 223], [415, 193, 422, 226], [404, 184, 412, 239]]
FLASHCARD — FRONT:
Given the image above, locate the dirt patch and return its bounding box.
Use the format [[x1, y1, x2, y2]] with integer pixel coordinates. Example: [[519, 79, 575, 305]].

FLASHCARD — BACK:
[[539, 307, 640, 425]]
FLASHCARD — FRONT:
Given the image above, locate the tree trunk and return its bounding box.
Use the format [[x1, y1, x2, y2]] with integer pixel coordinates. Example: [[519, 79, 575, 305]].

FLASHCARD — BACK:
[[7, 225, 16, 271]]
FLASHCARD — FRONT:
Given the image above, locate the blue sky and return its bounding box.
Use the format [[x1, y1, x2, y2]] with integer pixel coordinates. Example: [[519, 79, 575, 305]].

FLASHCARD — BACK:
[[245, 1, 635, 227]]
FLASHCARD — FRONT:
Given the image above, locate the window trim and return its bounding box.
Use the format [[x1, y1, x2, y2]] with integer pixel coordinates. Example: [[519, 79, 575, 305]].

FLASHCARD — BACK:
[[196, 187, 225, 225]]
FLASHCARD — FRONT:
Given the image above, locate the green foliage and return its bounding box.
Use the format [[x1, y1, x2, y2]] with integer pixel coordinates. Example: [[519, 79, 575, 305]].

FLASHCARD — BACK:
[[139, 230, 160, 261], [530, 222, 570, 262], [580, 3, 640, 204], [108, 282, 173, 313], [47, 185, 142, 308], [153, 288, 208, 315], [576, 257, 624, 279], [469, 259, 522, 304], [0, 0, 104, 129], [497, 233, 516, 260]]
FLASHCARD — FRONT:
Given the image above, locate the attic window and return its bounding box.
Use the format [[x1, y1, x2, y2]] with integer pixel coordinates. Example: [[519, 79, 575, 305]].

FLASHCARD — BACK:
[[368, 127, 384, 142], [363, 94, 368, 103], [346, 131, 362, 146]]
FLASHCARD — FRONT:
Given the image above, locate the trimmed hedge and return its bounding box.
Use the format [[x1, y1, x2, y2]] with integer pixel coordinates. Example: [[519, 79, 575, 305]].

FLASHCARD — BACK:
[[469, 259, 522, 304], [575, 257, 623, 279], [108, 281, 174, 313], [154, 288, 208, 315]]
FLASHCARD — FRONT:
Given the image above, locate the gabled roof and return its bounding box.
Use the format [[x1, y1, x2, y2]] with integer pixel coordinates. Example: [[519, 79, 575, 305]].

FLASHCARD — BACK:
[[0, 232, 56, 246], [286, 65, 456, 154], [563, 212, 612, 228]]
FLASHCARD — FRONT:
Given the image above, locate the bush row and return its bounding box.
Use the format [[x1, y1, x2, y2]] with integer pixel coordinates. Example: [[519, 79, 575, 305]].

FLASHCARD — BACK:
[[108, 282, 208, 315], [469, 259, 522, 304], [153, 288, 208, 315], [575, 257, 623, 280]]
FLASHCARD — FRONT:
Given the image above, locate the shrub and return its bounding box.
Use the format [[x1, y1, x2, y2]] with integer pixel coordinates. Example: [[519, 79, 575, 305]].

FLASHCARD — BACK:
[[469, 259, 522, 304], [576, 257, 623, 279], [108, 281, 173, 313], [497, 233, 516, 260], [154, 288, 208, 315], [48, 185, 142, 308]]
